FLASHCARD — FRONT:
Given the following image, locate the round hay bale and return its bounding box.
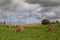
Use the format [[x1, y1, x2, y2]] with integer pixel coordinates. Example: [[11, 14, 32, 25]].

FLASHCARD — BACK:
[[15, 25, 24, 32], [6, 25, 11, 28], [48, 25, 56, 32]]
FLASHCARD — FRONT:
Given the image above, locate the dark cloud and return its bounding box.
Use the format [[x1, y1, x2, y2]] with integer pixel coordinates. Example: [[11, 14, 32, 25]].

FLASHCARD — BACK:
[[0, 0, 60, 24], [25, 0, 60, 21], [0, 0, 11, 7], [25, 0, 60, 7]]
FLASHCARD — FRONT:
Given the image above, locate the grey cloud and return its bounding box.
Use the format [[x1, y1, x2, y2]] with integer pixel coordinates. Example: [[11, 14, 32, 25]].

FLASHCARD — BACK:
[[40, 7, 54, 13], [0, 0, 60, 24], [0, 0, 19, 11], [0, 0, 11, 7], [25, 0, 60, 7], [25, 0, 60, 21]]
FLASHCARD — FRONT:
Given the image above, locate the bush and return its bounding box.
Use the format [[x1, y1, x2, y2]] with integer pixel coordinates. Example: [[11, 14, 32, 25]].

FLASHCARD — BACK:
[[42, 19, 51, 25]]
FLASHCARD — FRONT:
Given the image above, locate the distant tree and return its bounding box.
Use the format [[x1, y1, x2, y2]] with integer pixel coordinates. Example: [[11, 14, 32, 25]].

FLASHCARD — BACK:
[[52, 21, 55, 24], [55, 20, 59, 23], [4, 21, 6, 24], [0, 22, 3, 24], [42, 19, 51, 25]]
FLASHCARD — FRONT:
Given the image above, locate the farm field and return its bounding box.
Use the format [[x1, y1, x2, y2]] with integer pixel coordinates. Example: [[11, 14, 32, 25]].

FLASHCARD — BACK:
[[0, 24, 60, 40]]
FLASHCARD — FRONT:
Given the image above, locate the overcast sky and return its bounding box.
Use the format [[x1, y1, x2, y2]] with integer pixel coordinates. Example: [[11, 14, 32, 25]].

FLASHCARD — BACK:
[[0, 0, 60, 24]]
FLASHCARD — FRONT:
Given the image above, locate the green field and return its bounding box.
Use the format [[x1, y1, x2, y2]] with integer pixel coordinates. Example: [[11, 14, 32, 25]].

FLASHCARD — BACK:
[[0, 24, 60, 40]]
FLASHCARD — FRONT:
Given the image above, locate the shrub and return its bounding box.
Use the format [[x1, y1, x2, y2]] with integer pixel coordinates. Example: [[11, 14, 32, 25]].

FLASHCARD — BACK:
[[42, 19, 51, 25]]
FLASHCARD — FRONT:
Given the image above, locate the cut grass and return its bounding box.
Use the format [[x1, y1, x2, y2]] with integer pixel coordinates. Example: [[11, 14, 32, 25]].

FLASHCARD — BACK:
[[0, 24, 59, 40]]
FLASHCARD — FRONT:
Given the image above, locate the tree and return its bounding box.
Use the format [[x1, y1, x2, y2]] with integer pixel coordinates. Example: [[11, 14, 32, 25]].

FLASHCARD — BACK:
[[4, 21, 6, 24], [42, 19, 51, 25], [55, 20, 59, 23], [52, 21, 55, 24]]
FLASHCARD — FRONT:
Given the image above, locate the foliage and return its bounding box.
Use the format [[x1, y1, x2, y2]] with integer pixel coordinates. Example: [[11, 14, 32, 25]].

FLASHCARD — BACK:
[[3, 21, 6, 24], [0, 21, 6, 24], [52, 21, 55, 24], [55, 20, 59, 23], [42, 19, 51, 25]]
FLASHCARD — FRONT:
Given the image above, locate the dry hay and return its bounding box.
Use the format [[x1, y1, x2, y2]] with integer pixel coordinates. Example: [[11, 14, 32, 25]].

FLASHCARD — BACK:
[[15, 25, 24, 32], [48, 24, 56, 32], [6, 25, 11, 28]]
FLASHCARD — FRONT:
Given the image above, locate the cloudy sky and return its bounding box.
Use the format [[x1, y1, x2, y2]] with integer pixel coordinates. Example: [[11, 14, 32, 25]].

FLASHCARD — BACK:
[[0, 0, 60, 24]]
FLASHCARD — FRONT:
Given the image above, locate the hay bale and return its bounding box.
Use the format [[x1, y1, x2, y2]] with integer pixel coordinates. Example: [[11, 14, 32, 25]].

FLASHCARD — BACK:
[[15, 25, 24, 32], [48, 25, 56, 32], [6, 25, 11, 28]]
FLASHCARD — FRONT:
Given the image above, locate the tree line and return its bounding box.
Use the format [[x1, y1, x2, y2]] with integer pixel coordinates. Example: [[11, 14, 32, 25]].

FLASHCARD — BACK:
[[42, 19, 59, 25]]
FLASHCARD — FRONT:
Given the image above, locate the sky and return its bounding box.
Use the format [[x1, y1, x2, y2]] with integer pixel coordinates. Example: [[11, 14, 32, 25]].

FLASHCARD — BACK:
[[0, 0, 60, 24]]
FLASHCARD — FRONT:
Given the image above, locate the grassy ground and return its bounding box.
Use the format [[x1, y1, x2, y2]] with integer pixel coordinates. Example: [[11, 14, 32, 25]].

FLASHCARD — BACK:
[[0, 24, 60, 40]]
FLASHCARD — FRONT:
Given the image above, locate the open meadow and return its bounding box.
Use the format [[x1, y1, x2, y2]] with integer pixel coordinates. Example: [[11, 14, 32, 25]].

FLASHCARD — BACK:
[[0, 24, 60, 40]]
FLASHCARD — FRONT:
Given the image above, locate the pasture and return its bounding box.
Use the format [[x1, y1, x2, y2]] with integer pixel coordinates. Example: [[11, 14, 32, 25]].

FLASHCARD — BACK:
[[0, 24, 60, 40]]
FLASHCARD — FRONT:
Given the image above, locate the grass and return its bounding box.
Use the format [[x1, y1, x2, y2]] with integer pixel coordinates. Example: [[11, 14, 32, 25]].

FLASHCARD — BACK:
[[0, 24, 60, 40]]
